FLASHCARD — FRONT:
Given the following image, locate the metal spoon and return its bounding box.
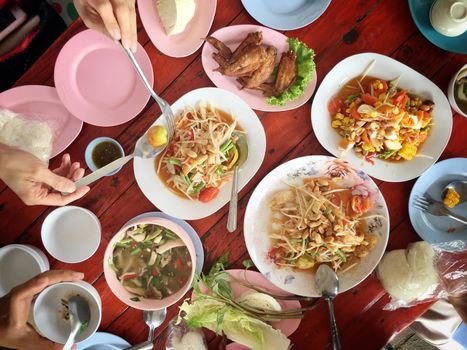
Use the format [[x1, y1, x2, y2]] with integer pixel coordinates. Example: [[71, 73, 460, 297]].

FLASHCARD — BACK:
[[443, 180, 467, 205], [63, 295, 91, 350], [315, 265, 341, 350], [144, 308, 167, 342], [227, 134, 249, 233]]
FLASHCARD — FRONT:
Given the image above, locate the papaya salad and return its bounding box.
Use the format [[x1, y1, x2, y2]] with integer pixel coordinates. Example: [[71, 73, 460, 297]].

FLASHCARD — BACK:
[[328, 75, 435, 164], [156, 102, 244, 202], [268, 178, 378, 272]]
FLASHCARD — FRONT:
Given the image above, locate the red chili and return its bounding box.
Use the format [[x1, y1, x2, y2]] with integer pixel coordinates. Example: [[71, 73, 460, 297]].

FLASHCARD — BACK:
[[364, 152, 378, 165], [176, 258, 182, 270], [122, 273, 138, 280]]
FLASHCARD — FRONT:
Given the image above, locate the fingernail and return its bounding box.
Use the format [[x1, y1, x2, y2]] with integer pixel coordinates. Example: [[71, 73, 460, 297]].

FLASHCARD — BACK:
[[111, 28, 121, 41], [63, 182, 76, 193], [131, 42, 137, 53]]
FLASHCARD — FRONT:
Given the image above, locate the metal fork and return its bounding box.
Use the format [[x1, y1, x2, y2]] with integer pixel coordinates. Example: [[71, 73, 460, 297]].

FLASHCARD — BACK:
[[413, 195, 467, 225], [121, 44, 176, 136]]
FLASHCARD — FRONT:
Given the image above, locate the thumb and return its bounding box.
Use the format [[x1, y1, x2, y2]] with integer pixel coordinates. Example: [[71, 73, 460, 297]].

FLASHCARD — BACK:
[[36, 168, 76, 193]]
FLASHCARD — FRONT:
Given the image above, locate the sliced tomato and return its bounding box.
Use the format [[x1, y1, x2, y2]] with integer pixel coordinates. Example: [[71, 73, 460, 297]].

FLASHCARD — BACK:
[[328, 97, 344, 115], [351, 195, 372, 216], [188, 130, 195, 141], [198, 187, 220, 202], [373, 79, 388, 95], [329, 193, 342, 206], [362, 93, 378, 106], [268, 247, 285, 260], [392, 90, 408, 106], [351, 107, 361, 120]]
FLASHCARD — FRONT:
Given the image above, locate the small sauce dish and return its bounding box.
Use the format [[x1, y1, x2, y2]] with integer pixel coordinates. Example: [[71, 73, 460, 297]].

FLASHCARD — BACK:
[[447, 63, 467, 117], [85, 137, 125, 176]]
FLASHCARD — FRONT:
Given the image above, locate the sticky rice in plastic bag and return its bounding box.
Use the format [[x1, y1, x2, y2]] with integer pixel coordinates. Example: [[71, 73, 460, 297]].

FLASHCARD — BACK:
[[0, 109, 53, 163], [377, 240, 467, 310]]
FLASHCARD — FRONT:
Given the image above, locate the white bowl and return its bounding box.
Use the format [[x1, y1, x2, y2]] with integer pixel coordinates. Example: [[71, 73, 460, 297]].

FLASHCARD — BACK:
[[311, 52, 453, 182], [41, 206, 101, 263], [430, 0, 467, 37], [33, 281, 102, 344], [448, 63, 467, 117], [0, 244, 49, 297]]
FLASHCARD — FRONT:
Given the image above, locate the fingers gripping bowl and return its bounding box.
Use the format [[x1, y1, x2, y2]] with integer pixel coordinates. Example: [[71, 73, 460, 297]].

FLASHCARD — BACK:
[[104, 217, 196, 310]]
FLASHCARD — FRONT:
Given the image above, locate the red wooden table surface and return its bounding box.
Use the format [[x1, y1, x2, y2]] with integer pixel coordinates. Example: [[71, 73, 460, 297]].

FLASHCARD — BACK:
[[1, 0, 467, 349]]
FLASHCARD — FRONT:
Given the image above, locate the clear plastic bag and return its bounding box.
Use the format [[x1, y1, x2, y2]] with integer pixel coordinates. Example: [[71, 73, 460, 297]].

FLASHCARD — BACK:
[[377, 240, 467, 311], [0, 108, 55, 163], [165, 319, 208, 350]]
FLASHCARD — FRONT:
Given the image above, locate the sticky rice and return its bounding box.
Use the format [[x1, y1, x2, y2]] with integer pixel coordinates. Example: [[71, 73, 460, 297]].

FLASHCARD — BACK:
[[0, 109, 53, 162]]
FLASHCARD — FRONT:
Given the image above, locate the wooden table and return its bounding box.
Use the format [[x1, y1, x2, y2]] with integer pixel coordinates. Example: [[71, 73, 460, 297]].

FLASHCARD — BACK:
[[1, 0, 466, 348]]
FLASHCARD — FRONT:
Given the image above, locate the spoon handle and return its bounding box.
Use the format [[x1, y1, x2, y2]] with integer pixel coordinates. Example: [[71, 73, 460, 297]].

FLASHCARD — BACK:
[[148, 324, 156, 342], [227, 166, 239, 233], [326, 298, 341, 350], [63, 322, 80, 350], [73, 154, 134, 191]]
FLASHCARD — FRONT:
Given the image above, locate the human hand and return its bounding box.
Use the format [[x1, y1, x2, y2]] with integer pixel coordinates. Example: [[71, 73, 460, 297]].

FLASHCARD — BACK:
[[0, 144, 90, 206], [74, 0, 137, 52], [0, 270, 84, 350]]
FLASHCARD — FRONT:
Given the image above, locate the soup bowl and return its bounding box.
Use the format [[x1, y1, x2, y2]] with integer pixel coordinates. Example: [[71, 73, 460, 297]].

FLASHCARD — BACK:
[[103, 217, 196, 310]]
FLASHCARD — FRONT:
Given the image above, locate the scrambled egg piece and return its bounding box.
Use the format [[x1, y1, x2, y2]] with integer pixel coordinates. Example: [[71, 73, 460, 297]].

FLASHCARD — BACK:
[[398, 143, 418, 160], [443, 188, 460, 208]]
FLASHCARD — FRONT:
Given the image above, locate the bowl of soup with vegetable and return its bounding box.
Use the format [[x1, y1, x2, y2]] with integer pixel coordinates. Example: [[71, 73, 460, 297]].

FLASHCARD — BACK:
[[103, 217, 196, 310]]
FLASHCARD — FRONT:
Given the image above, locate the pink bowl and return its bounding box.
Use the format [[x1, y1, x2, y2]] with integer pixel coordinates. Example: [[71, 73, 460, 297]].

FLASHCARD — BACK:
[[103, 217, 196, 310]]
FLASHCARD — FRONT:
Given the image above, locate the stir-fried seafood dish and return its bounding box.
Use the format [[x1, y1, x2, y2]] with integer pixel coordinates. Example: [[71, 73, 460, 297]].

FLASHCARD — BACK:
[[207, 32, 297, 97], [328, 75, 434, 163], [156, 102, 245, 202], [267, 178, 378, 272], [111, 224, 192, 300]]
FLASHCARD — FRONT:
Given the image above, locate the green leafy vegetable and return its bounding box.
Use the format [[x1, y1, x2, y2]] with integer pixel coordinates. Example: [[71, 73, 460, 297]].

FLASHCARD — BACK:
[[79, 320, 89, 334], [242, 259, 254, 270], [379, 149, 397, 159], [267, 38, 316, 106], [179, 298, 291, 350]]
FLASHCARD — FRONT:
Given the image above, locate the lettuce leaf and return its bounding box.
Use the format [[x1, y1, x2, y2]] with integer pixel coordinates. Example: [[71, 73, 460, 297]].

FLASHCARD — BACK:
[[179, 297, 291, 350], [267, 37, 316, 106]]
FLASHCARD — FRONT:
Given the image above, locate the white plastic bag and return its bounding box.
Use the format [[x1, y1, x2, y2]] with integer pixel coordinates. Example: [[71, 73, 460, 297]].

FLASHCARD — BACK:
[[0, 109, 54, 163]]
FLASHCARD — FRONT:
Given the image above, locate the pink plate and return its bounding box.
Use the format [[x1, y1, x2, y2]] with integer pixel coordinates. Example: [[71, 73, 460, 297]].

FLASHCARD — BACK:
[[226, 343, 249, 350], [54, 29, 153, 127], [0, 85, 83, 158], [201, 24, 318, 112], [138, 0, 217, 58], [199, 269, 301, 337]]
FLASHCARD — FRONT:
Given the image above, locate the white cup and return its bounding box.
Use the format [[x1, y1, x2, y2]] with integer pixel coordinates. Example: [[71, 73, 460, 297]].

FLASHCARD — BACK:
[[0, 244, 49, 297], [430, 0, 467, 37]]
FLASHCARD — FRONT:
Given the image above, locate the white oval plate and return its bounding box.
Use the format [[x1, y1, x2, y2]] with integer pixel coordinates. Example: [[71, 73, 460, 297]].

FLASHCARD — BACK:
[[311, 52, 453, 182], [201, 24, 317, 112], [134, 87, 266, 220], [243, 155, 389, 297]]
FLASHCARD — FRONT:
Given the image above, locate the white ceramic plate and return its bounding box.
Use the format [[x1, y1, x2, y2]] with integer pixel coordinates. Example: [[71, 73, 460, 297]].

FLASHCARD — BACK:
[[311, 52, 453, 182], [244, 156, 390, 297], [134, 87, 266, 220]]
